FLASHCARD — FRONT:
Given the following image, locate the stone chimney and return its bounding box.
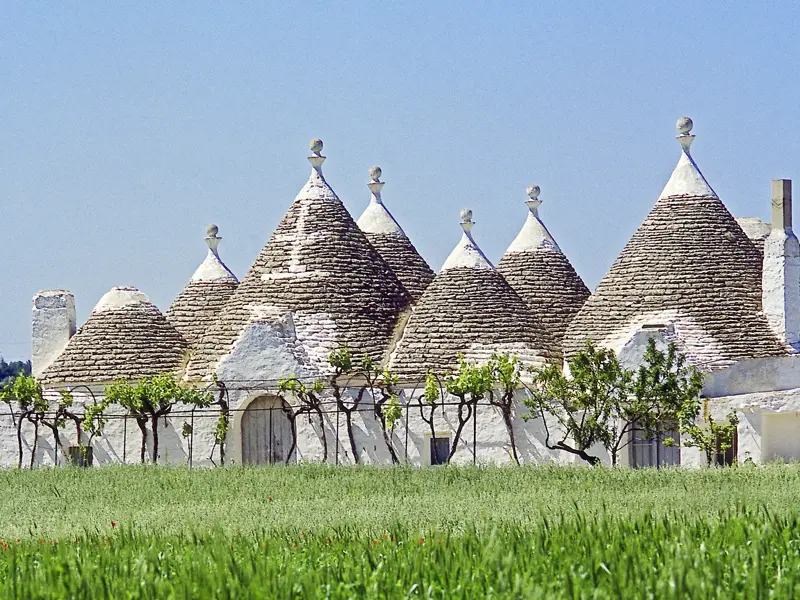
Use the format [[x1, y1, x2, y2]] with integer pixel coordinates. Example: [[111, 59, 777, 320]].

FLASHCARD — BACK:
[[31, 290, 76, 378], [762, 179, 800, 349]]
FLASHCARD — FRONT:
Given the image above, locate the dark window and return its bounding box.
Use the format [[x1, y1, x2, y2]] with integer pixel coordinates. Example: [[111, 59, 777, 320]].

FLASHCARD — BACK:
[[430, 437, 450, 465], [715, 428, 737, 467], [630, 424, 680, 468]]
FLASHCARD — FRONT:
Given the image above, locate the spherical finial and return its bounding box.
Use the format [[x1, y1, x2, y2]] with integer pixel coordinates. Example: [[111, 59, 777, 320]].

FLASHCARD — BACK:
[[460, 208, 473, 222], [309, 138, 324, 154], [676, 117, 693, 135], [526, 185, 541, 200], [368, 165, 382, 181], [206, 224, 219, 237]]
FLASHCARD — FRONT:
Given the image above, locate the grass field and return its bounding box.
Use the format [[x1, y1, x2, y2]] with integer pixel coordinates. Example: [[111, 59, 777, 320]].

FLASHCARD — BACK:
[[3, 465, 800, 598]]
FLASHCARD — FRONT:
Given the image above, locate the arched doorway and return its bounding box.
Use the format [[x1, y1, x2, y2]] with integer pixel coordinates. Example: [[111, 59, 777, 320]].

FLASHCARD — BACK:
[[241, 396, 293, 465]]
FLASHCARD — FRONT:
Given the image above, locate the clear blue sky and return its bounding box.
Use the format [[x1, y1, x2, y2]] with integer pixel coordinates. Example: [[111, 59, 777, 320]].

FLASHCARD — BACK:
[[3, 2, 800, 361]]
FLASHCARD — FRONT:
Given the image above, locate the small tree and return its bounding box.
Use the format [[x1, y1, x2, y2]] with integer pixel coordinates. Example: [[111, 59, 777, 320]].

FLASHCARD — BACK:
[[420, 371, 444, 459], [679, 401, 738, 466], [524, 341, 632, 466], [1, 374, 49, 468], [327, 346, 383, 464], [487, 353, 523, 465], [524, 339, 704, 466], [208, 375, 231, 466], [374, 367, 403, 464], [105, 374, 213, 464], [0, 377, 111, 468], [277, 377, 327, 464], [442, 356, 493, 463]]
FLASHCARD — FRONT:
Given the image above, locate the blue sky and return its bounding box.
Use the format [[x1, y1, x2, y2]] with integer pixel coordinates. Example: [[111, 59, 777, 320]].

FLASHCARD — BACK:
[[3, 2, 800, 360]]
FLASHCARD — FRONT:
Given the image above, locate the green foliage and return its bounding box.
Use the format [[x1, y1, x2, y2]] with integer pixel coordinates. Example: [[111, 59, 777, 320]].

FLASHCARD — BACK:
[[82, 394, 112, 440], [0, 373, 46, 413], [0, 357, 31, 387], [277, 376, 324, 396], [681, 408, 739, 466], [423, 372, 440, 405], [382, 395, 402, 431], [487, 352, 522, 391], [105, 374, 213, 415], [3, 466, 800, 597], [526, 339, 704, 466], [444, 355, 493, 399], [327, 345, 353, 374], [105, 374, 213, 463]]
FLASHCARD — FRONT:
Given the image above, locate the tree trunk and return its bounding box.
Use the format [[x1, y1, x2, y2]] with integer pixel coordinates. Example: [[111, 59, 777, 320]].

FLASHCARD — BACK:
[[447, 399, 475, 463], [16, 413, 25, 469], [136, 416, 148, 464], [553, 441, 601, 466], [151, 414, 160, 464], [497, 403, 520, 466], [343, 409, 358, 464], [315, 403, 328, 463], [281, 399, 300, 466], [375, 405, 400, 465], [30, 419, 39, 469]]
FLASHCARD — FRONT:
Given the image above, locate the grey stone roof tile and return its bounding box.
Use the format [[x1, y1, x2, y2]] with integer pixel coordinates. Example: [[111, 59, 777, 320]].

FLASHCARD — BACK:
[[564, 126, 785, 369], [41, 288, 188, 385]]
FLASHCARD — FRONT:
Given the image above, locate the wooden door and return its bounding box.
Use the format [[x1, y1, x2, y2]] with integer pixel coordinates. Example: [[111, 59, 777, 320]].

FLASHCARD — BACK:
[[241, 396, 291, 465]]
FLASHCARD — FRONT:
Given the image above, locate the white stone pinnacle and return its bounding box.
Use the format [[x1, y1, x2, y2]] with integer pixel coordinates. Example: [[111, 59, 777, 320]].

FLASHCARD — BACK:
[[356, 165, 405, 236], [308, 138, 326, 172], [505, 185, 560, 254], [192, 225, 238, 282], [441, 209, 494, 270], [659, 117, 717, 199]]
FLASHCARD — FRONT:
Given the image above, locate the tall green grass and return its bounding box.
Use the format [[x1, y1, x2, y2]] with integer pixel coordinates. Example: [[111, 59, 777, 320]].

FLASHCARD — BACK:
[[3, 465, 800, 597]]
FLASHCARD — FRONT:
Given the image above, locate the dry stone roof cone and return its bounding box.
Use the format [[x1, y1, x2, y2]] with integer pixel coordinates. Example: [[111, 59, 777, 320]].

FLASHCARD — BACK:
[[186, 139, 412, 379], [40, 286, 189, 385], [498, 184, 590, 348], [563, 117, 786, 369], [356, 165, 434, 301], [166, 224, 239, 349], [389, 209, 560, 380]]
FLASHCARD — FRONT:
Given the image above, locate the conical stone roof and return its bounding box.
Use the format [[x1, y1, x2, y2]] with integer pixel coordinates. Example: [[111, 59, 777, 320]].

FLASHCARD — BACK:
[[356, 166, 434, 301], [564, 118, 786, 369], [166, 224, 239, 349], [498, 185, 590, 347], [41, 286, 189, 385], [389, 210, 559, 380], [186, 140, 412, 378]]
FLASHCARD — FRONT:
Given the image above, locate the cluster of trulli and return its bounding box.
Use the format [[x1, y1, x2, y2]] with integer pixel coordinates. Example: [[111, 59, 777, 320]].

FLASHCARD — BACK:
[[34, 137, 590, 386], [22, 117, 800, 467]]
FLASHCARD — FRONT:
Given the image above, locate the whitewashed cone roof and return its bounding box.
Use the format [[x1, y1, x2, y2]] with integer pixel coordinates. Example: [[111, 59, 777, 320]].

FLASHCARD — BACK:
[[186, 141, 412, 378], [389, 210, 559, 380], [41, 286, 189, 385], [498, 185, 590, 347], [166, 225, 239, 348], [356, 166, 434, 301], [564, 118, 785, 369]]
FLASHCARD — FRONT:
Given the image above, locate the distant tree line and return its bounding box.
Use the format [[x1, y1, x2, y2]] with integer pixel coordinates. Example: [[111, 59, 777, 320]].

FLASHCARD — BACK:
[[0, 357, 31, 387]]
